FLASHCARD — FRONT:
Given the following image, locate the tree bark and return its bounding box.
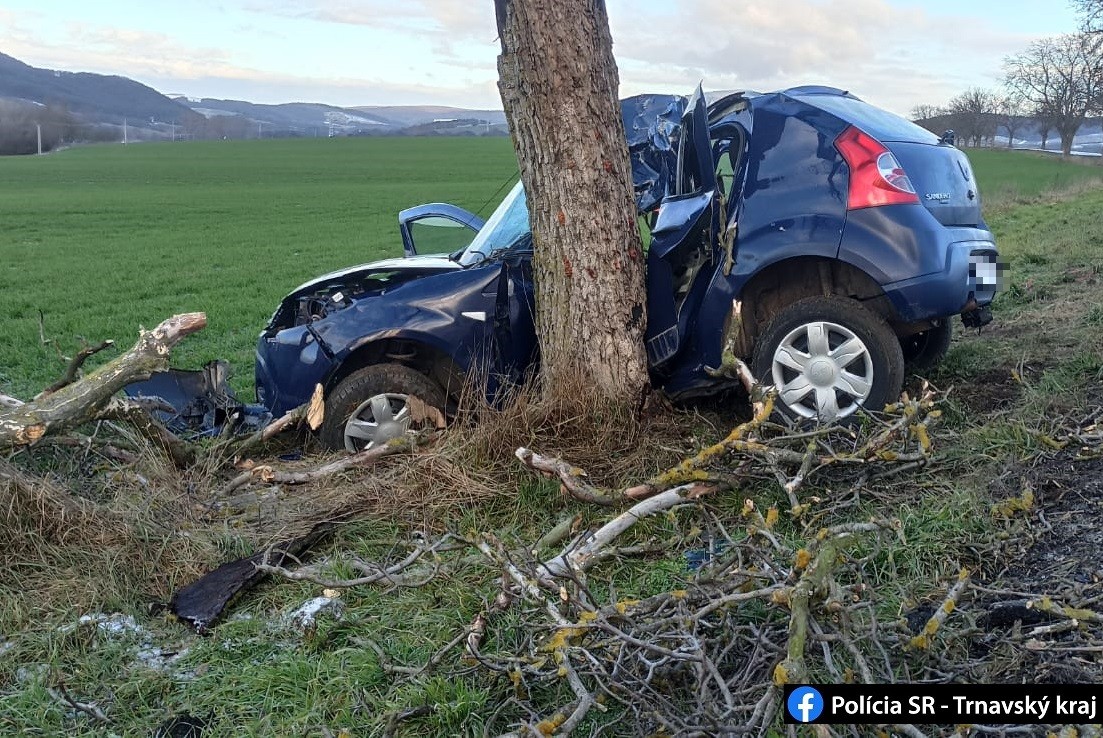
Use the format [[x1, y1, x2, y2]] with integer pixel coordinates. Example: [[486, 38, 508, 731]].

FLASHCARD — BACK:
[[494, 0, 649, 405], [0, 313, 207, 448]]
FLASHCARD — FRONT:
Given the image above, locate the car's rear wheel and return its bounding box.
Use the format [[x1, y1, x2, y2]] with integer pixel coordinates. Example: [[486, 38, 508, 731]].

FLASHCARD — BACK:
[[319, 363, 446, 452], [900, 319, 952, 374], [751, 296, 904, 423]]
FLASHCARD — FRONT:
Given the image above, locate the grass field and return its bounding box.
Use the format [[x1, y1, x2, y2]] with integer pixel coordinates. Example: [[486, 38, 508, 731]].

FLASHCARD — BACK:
[[0, 137, 519, 399], [1, 142, 1100, 403], [3, 141, 1103, 736]]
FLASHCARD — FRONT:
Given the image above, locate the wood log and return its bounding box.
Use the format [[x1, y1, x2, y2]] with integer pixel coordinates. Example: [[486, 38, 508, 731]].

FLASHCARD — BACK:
[[0, 313, 206, 449]]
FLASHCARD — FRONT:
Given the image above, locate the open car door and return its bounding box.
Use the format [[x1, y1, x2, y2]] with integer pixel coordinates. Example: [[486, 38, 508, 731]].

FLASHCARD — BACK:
[[644, 85, 719, 368], [398, 203, 485, 257]]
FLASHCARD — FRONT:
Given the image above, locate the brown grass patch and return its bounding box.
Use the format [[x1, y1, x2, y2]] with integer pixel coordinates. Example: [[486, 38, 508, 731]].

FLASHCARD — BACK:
[[0, 372, 738, 629]]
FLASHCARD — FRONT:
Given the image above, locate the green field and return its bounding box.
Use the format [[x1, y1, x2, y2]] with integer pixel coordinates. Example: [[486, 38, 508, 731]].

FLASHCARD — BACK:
[[968, 147, 1103, 202], [0, 137, 519, 399], [2, 141, 1101, 401]]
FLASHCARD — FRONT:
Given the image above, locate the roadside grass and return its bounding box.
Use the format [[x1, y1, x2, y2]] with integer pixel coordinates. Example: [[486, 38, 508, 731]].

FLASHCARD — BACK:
[[969, 147, 1103, 207], [2, 144, 1103, 735]]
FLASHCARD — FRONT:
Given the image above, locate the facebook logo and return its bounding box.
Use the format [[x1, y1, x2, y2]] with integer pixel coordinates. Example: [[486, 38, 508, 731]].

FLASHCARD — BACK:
[[787, 686, 824, 723]]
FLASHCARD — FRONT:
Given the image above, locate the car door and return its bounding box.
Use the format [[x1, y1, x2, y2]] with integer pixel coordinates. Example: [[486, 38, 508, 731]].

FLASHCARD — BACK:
[[644, 85, 720, 368], [398, 203, 485, 257], [449, 256, 536, 399]]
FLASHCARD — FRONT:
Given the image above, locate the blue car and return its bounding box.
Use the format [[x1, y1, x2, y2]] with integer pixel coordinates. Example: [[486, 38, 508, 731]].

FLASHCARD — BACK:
[[255, 85, 999, 451]]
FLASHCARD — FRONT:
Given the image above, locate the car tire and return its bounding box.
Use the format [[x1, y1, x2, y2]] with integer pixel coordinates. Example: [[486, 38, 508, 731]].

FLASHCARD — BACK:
[[319, 363, 447, 452], [751, 296, 904, 423], [900, 320, 952, 374]]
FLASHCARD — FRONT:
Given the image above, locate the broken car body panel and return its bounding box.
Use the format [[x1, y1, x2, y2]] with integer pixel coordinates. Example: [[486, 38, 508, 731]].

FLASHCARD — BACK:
[[256, 84, 999, 420]]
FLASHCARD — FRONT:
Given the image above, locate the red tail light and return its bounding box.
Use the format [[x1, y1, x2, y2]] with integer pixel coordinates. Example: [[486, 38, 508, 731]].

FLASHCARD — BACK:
[[835, 126, 918, 209]]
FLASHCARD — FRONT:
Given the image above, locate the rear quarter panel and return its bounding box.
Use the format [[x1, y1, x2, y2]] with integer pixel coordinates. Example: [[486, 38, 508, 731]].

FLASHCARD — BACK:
[[730, 95, 850, 285]]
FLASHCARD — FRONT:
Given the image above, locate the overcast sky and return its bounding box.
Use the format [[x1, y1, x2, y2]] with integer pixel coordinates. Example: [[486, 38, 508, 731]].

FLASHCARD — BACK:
[[0, 0, 1083, 115]]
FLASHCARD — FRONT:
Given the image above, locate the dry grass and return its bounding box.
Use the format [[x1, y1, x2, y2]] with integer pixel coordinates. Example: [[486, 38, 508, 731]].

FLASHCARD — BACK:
[[0, 372, 720, 633], [0, 447, 215, 629]]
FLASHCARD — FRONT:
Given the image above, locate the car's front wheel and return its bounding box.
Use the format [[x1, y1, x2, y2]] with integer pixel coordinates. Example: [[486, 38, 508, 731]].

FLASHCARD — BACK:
[[751, 296, 904, 423], [319, 363, 446, 452]]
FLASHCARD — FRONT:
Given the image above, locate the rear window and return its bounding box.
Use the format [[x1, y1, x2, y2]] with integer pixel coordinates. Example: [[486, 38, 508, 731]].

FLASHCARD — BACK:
[[792, 93, 939, 144]]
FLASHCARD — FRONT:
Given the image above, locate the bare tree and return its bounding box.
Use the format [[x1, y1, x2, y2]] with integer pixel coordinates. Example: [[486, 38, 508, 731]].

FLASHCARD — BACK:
[[1074, 0, 1103, 33], [946, 88, 998, 147], [910, 103, 945, 122], [993, 92, 1030, 148], [493, 0, 649, 407], [1004, 33, 1103, 156], [909, 104, 951, 137]]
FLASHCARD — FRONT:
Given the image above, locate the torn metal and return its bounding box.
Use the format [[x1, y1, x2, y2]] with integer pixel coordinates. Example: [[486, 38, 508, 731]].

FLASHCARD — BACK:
[[167, 526, 329, 632], [123, 360, 271, 438], [620, 93, 686, 213]]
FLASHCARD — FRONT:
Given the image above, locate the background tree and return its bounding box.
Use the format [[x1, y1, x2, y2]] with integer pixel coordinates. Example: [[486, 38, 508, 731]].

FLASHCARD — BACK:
[[993, 92, 1029, 147], [946, 88, 998, 147], [1074, 0, 1103, 33], [493, 0, 649, 407], [1004, 34, 1103, 155], [909, 104, 945, 122]]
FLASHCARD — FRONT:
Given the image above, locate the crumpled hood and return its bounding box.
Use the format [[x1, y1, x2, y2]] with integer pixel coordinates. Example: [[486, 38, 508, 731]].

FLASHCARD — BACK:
[[283, 254, 460, 302]]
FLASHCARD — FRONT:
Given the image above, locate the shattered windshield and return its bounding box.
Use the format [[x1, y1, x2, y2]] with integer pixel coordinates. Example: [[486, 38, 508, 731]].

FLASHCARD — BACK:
[[458, 182, 531, 267]]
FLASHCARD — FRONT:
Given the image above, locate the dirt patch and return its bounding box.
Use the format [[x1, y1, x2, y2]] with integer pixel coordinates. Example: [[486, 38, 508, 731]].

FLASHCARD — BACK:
[[968, 449, 1103, 683], [947, 367, 1022, 413]]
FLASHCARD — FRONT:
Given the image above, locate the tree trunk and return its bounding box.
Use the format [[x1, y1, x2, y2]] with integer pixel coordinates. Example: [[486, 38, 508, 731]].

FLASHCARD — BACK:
[[494, 0, 649, 406], [1061, 131, 1075, 156]]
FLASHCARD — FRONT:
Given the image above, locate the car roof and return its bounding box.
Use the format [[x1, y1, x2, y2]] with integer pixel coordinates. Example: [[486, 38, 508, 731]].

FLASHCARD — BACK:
[[762, 86, 939, 144]]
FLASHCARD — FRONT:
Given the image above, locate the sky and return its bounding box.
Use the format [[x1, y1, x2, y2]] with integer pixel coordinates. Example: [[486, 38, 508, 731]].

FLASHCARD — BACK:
[[0, 0, 1085, 116]]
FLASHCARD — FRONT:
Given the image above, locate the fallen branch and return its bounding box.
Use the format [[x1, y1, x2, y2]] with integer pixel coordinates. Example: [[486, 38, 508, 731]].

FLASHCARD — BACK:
[[538, 482, 716, 582], [223, 384, 325, 461], [35, 340, 115, 400], [909, 569, 970, 650], [217, 432, 433, 496], [98, 397, 196, 468], [0, 313, 207, 449], [46, 681, 108, 724]]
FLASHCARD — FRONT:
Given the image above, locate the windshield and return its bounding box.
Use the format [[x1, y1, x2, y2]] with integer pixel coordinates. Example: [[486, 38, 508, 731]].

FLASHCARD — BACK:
[[458, 181, 531, 266]]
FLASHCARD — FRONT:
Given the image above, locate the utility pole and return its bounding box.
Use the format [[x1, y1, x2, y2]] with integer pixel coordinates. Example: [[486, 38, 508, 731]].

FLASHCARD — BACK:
[[35, 122, 42, 154], [123, 118, 128, 145]]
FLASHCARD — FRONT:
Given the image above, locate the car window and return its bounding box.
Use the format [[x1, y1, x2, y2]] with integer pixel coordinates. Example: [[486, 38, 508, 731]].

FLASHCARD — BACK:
[[458, 182, 530, 266], [714, 139, 734, 194], [409, 216, 478, 255]]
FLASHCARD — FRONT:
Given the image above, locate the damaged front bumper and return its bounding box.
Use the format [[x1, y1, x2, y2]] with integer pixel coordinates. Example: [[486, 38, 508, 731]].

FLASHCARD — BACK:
[[124, 360, 272, 438]]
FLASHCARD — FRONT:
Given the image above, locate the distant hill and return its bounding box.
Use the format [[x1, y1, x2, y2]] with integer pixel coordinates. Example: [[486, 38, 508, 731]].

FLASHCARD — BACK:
[[0, 51, 510, 152], [178, 98, 509, 137], [352, 105, 508, 128], [173, 97, 395, 136], [0, 52, 201, 126]]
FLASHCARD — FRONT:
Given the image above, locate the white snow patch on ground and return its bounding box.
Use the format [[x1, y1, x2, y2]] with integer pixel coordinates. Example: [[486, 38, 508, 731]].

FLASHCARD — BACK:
[[72, 613, 189, 672], [287, 596, 344, 630]]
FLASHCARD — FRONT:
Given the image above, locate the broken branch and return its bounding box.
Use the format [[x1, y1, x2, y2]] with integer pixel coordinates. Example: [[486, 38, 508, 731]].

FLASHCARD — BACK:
[[35, 340, 115, 400], [0, 313, 206, 449]]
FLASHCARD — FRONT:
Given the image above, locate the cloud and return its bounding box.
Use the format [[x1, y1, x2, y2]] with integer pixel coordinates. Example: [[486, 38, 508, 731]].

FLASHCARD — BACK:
[[245, 0, 499, 62], [605, 0, 1039, 113], [0, 0, 1063, 112]]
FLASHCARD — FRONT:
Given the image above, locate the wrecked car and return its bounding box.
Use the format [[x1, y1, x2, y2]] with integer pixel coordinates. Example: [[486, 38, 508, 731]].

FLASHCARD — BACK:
[[255, 85, 1000, 451]]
